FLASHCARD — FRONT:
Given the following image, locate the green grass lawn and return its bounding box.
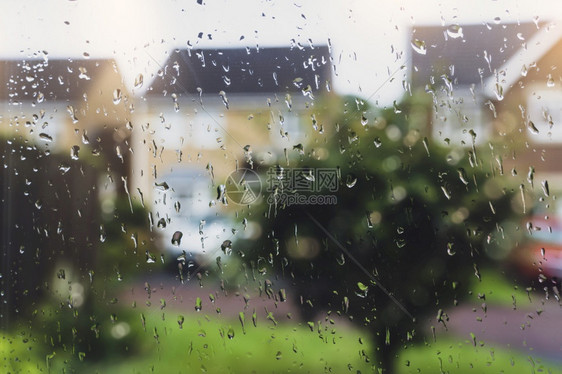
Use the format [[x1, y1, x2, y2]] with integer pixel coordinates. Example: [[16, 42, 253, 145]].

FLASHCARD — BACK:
[[4, 309, 562, 374], [80, 311, 374, 374], [397, 339, 562, 374], [469, 268, 535, 307], [70, 310, 560, 374]]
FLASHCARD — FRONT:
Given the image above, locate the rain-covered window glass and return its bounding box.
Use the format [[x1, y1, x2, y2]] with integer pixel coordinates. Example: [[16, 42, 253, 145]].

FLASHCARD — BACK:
[[2, 1, 562, 373]]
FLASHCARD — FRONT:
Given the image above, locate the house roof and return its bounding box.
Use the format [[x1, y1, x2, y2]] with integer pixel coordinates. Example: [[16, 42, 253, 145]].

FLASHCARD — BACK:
[[410, 22, 543, 91], [482, 25, 562, 99], [147, 46, 331, 97], [0, 58, 120, 103]]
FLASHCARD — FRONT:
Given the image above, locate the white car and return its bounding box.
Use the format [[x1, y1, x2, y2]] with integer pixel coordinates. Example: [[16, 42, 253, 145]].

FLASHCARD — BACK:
[[152, 169, 233, 269]]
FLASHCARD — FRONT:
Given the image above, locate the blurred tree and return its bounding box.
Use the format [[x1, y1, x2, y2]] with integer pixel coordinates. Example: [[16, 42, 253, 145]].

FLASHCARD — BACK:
[[241, 93, 521, 373], [0, 135, 158, 363]]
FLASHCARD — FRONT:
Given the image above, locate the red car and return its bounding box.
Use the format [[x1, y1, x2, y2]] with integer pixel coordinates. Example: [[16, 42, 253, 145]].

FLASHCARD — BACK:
[[511, 216, 562, 280]]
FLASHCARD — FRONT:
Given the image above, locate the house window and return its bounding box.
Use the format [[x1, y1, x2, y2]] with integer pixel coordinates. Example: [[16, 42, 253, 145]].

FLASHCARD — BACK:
[[151, 110, 225, 150], [432, 89, 488, 146], [269, 111, 304, 147]]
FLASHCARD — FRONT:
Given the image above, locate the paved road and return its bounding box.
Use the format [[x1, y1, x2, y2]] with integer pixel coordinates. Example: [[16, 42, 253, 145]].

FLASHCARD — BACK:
[[116, 274, 562, 363], [430, 299, 562, 362], [117, 274, 298, 323]]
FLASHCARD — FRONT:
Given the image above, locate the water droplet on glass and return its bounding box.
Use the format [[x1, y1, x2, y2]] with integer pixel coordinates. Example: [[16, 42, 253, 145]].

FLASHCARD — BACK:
[[39, 133, 53, 142], [81, 130, 89, 144], [219, 91, 229, 109], [547, 75, 555, 88], [113, 89, 122, 105], [493, 83, 504, 101], [458, 168, 469, 185], [154, 182, 170, 191], [360, 114, 368, 126], [528, 121, 539, 134], [58, 163, 71, 174], [177, 315, 185, 329], [447, 243, 456, 256], [374, 137, 382, 148], [356, 282, 369, 298], [70, 145, 80, 160], [446, 24, 463, 39], [171, 231, 183, 246], [541, 180, 550, 197], [441, 186, 451, 200], [346, 174, 357, 188], [134, 73, 144, 89], [411, 39, 427, 55], [221, 240, 232, 255], [195, 297, 202, 311], [78, 67, 90, 80]]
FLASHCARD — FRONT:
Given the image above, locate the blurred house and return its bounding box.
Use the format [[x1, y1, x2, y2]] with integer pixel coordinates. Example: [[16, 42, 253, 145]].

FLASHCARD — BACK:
[[131, 46, 332, 200], [0, 57, 131, 186], [411, 21, 562, 181]]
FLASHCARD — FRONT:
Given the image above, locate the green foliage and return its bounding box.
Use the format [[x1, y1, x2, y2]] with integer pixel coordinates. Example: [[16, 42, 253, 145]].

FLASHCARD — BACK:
[[0, 332, 44, 373], [239, 94, 523, 369]]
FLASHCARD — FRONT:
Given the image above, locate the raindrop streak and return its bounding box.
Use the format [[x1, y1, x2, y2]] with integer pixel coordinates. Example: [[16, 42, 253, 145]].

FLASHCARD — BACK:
[[520, 184, 526, 214], [542, 180, 550, 197], [493, 83, 504, 101], [441, 186, 451, 200], [122, 176, 134, 213], [219, 91, 229, 109], [422, 137, 430, 157], [458, 168, 469, 185]]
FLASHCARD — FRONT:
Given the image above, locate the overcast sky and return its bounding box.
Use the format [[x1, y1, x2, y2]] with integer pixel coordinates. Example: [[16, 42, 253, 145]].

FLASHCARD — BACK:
[[2, 0, 561, 106]]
